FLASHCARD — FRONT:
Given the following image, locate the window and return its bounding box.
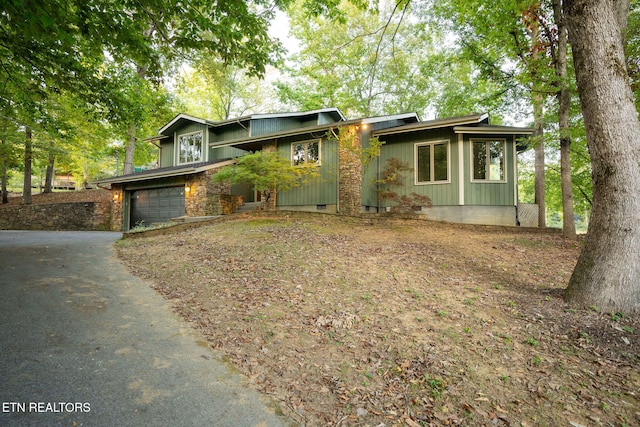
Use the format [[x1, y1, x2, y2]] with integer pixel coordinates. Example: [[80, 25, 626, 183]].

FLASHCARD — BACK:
[[472, 139, 505, 181], [415, 141, 449, 184], [292, 140, 320, 166], [178, 131, 204, 164]]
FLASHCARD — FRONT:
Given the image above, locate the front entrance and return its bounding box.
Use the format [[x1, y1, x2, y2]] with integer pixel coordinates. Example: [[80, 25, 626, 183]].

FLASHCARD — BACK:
[[130, 186, 185, 228]]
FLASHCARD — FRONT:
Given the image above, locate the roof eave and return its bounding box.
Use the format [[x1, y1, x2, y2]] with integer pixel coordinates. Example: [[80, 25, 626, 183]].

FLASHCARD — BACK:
[[371, 113, 489, 137], [95, 159, 236, 185]]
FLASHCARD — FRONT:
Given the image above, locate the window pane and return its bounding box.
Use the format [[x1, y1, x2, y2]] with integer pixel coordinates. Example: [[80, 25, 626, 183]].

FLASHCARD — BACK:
[[179, 132, 203, 164], [433, 143, 448, 181], [307, 141, 319, 164], [292, 143, 306, 165], [179, 136, 189, 163], [417, 145, 431, 182], [473, 142, 486, 180], [488, 141, 504, 180]]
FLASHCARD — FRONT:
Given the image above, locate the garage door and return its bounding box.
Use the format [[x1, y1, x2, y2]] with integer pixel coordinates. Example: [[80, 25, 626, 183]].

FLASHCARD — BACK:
[[130, 186, 185, 228]]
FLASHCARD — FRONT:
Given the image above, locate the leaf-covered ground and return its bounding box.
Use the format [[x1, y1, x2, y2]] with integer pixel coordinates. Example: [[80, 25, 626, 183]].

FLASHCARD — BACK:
[[116, 213, 640, 426]]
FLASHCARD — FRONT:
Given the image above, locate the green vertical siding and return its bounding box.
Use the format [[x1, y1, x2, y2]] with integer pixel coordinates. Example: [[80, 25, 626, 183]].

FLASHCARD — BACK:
[[463, 135, 515, 206], [211, 125, 248, 143], [375, 129, 459, 207], [275, 137, 337, 206], [251, 117, 318, 136], [209, 146, 247, 161], [159, 141, 174, 167]]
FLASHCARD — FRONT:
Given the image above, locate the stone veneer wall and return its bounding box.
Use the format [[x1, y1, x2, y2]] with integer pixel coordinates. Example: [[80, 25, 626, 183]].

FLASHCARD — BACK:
[[110, 184, 124, 231], [185, 169, 240, 216], [0, 201, 111, 230], [337, 128, 363, 216]]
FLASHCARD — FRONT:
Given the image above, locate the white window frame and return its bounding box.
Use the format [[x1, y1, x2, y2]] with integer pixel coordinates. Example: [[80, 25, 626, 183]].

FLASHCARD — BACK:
[[177, 130, 204, 165], [470, 138, 507, 183], [414, 140, 450, 185], [291, 139, 321, 166]]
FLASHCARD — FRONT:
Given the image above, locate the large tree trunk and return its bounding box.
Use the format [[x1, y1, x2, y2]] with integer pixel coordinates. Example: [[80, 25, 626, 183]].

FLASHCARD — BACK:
[[564, 0, 640, 313], [124, 122, 136, 175], [553, 0, 577, 239], [1, 123, 8, 204], [528, 18, 547, 228], [43, 141, 55, 193], [22, 127, 32, 205], [122, 59, 150, 175], [533, 93, 546, 227]]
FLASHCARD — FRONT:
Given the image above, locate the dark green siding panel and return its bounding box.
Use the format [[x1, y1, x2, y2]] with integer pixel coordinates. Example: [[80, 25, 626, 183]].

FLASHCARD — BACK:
[[251, 117, 318, 136], [463, 135, 516, 206], [318, 112, 340, 125], [177, 122, 207, 136], [275, 137, 337, 206], [232, 182, 255, 202], [210, 146, 247, 161], [159, 141, 174, 167], [211, 125, 248, 143]]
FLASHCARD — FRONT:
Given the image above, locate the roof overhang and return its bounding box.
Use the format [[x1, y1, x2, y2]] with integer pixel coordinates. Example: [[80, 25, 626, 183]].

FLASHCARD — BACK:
[[372, 113, 490, 137], [96, 159, 236, 185], [158, 113, 209, 135], [251, 107, 347, 122], [453, 126, 534, 135]]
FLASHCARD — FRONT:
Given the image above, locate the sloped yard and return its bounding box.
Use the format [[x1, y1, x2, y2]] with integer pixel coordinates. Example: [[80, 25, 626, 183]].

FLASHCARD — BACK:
[[116, 213, 639, 426]]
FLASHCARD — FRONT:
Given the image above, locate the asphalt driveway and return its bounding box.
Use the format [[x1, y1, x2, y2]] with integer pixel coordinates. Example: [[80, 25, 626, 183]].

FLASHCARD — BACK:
[[0, 231, 291, 427]]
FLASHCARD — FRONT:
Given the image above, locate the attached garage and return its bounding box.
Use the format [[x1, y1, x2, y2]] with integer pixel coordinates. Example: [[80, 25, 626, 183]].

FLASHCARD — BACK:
[[96, 159, 237, 231], [130, 186, 185, 228]]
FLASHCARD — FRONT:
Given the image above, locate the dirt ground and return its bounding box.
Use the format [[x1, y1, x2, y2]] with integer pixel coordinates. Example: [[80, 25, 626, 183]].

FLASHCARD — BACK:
[[116, 213, 639, 427]]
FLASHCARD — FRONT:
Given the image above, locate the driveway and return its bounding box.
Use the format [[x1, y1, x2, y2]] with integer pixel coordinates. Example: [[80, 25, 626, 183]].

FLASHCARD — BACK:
[[0, 231, 291, 427]]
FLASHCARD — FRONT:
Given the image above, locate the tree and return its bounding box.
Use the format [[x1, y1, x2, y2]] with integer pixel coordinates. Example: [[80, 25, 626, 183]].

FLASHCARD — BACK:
[[174, 60, 270, 120], [212, 151, 319, 210], [432, 0, 554, 227], [551, 0, 577, 238], [278, 0, 439, 117], [564, 0, 640, 312]]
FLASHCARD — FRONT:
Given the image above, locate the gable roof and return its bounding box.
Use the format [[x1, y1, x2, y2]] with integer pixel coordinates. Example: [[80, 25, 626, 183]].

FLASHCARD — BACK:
[[158, 113, 211, 135]]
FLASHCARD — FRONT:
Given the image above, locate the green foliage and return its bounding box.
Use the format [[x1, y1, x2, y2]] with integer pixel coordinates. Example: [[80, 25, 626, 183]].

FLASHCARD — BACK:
[[212, 151, 319, 207], [174, 60, 271, 120], [279, 0, 440, 117], [326, 125, 384, 168]]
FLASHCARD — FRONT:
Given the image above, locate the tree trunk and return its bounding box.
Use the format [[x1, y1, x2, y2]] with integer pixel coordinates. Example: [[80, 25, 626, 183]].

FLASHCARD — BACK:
[[1, 126, 7, 204], [1, 154, 7, 204], [528, 18, 546, 228], [533, 92, 546, 227], [123, 61, 149, 175], [43, 141, 55, 193], [124, 122, 136, 175], [564, 0, 640, 313], [553, 0, 577, 239], [22, 127, 32, 205]]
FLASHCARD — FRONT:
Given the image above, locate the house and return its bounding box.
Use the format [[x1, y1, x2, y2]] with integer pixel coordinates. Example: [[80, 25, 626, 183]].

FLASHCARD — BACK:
[[97, 108, 533, 231]]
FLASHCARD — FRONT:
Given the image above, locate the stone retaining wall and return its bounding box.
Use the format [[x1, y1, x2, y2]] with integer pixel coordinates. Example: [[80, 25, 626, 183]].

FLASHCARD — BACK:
[[0, 197, 112, 231]]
